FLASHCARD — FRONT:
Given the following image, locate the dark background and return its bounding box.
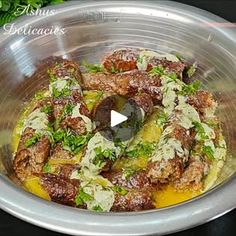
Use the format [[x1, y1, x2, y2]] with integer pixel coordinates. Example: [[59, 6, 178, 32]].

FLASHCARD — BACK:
[[1, 0, 236, 235]]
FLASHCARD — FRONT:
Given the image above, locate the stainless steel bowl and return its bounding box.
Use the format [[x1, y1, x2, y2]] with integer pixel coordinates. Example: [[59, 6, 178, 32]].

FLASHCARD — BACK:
[[0, 1, 236, 235]]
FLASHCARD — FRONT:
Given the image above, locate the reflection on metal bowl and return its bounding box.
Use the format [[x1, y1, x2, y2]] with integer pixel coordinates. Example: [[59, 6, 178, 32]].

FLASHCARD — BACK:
[[0, 1, 235, 235]]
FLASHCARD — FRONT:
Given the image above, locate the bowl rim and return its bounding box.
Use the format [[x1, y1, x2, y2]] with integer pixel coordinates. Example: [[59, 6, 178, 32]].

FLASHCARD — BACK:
[[0, 1, 236, 235]]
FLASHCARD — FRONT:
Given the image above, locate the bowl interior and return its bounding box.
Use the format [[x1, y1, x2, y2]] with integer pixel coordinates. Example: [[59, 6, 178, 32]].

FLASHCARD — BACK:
[[0, 1, 236, 204]]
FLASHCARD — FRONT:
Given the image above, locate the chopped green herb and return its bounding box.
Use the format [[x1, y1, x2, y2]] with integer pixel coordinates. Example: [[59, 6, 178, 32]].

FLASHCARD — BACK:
[[123, 168, 136, 180], [41, 105, 52, 115], [75, 189, 94, 206], [193, 121, 209, 140], [179, 80, 201, 96], [156, 111, 168, 126], [35, 91, 45, 100], [52, 86, 71, 98], [203, 145, 214, 160], [62, 133, 91, 154], [148, 66, 164, 77], [47, 69, 57, 83], [110, 66, 122, 74], [126, 141, 155, 158], [92, 205, 103, 212], [187, 63, 197, 78], [25, 133, 41, 148], [166, 72, 178, 81], [50, 129, 91, 154], [93, 147, 117, 166], [43, 163, 52, 173], [112, 186, 128, 196], [82, 61, 104, 73]]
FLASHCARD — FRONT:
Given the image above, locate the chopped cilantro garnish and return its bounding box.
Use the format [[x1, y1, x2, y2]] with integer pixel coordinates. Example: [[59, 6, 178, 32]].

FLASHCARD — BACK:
[[41, 105, 52, 115], [110, 66, 122, 74], [35, 91, 45, 100], [93, 147, 117, 166], [179, 80, 201, 96], [25, 133, 41, 148], [126, 141, 155, 158], [156, 111, 168, 126], [92, 205, 103, 212], [82, 61, 104, 73], [63, 133, 91, 154], [166, 72, 178, 81], [193, 121, 209, 140], [75, 189, 94, 206], [43, 163, 52, 173], [187, 63, 197, 78], [123, 168, 136, 180], [112, 186, 128, 196], [148, 66, 164, 77], [203, 145, 214, 160], [50, 129, 91, 154], [52, 86, 71, 98]]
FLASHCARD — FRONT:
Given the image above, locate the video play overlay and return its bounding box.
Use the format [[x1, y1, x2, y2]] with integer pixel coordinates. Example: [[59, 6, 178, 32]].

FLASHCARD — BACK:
[[93, 95, 143, 142]]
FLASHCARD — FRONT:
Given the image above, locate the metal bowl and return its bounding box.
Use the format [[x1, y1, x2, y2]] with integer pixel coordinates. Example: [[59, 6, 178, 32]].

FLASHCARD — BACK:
[[0, 1, 236, 235]]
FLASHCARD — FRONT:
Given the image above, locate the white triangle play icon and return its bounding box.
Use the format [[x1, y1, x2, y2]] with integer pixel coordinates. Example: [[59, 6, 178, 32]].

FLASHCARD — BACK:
[[110, 110, 128, 127]]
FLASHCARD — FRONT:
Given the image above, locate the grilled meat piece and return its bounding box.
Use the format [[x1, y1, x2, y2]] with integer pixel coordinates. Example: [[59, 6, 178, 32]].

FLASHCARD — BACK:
[[82, 70, 162, 103], [40, 173, 79, 206], [174, 157, 209, 191], [147, 57, 186, 78], [103, 170, 152, 190], [50, 144, 73, 160], [102, 48, 186, 78], [48, 60, 82, 83], [187, 91, 217, 119], [13, 128, 50, 181], [129, 93, 154, 117], [111, 190, 154, 212], [147, 157, 184, 184], [102, 48, 140, 72]]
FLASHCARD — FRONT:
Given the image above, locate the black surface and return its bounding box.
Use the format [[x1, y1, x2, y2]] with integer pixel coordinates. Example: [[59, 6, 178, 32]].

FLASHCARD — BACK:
[[1, 0, 236, 236]]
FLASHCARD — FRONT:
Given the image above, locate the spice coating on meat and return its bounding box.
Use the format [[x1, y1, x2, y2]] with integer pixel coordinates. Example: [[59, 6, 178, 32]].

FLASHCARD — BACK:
[[13, 128, 51, 181], [129, 93, 154, 117], [174, 158, 209, 191], [82, 70, 162, 103], [102, 48, 187, 78], [40, 173, 79, 206], [103, 170, 152, 190], [103, 48, 140, 72], [48, 60, 82, 83], [111, 190, 154, 212], [147, 157, 184, 184]]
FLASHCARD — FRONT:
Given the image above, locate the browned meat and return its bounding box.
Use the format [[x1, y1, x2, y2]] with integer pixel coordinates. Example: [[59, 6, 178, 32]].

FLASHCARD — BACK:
[[102, 48, 140, 72], [40, 173, 79, 206], [187, 91, 217, 119], [174, 158, 209, 191], [103, 170, 153, 190], [53, 93, 90, 134], [171, 124, 196, 150], [102, 49, 186, 78], [129, 93, 154, 117], [57, 164, 80, 179], [147, 157, 184, 184], [111, 190, 154, 212], [13, 128, 50, 181], [50, 144, 73, 160], [48, 60, 82, 83], [147, 57, 186, 78], [82, 70, 162, 103]]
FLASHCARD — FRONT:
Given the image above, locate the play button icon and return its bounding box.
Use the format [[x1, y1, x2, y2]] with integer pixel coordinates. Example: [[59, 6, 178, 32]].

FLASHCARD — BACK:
[[93, 95, 143, 142], [110, 110, 128, 127]]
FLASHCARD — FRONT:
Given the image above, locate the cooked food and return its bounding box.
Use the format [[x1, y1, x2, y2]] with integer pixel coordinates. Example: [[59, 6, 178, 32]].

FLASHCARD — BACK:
[[12, 48, 227, 212]]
